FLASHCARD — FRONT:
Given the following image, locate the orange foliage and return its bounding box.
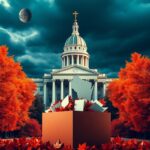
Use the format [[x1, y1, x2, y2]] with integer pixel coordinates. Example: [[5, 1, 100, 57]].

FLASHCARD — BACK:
[[108, 52, 150, 132], [78, 143, 88, 150], [0, 137, 149, 150], [0, 46, 36, 132]]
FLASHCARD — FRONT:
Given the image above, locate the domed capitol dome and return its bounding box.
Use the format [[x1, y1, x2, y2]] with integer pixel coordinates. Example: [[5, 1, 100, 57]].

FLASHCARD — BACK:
[[62, 11, 89, 68], [64, 19, 87, 48], [65, 34, 86, 48]]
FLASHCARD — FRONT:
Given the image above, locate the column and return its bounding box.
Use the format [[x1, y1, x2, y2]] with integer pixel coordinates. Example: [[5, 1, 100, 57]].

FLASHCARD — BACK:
[[82, 56, 84, 66], [103, 82, 106, 98], [71, 55, 73, 65], [66, 56, 67, 66], [62, 57, 64, 67], [64, 57, 66, 67], [79, 56, 81, 65], [83, 56, 85, 66], [69, 79, 72, 97], [68, 55, 70, 65], [64, 56, 66, 66], [62, 57, 64, 68], [87, 58, 89, 68], [77, 55, 79, 65], [64, 57, 65, 67], [86, 58, 88, 67], [94, 79, 98, 100], [60, 79, 64, 100], [52, 79, 56, 104], [43, 82, 47, 109], [72, 55, 73, 65], [84, 57, 86, 67], [73, 56, 75, 64], [85, 57, 87, 67], [67, 56, 68, 66]]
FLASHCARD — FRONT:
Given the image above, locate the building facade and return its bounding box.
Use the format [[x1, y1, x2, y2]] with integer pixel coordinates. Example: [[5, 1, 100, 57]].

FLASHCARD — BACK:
[[33, 12, 113, 109]]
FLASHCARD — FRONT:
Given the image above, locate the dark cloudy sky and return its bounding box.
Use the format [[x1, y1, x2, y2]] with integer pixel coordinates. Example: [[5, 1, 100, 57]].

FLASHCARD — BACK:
[[0, 0, 150, 78]]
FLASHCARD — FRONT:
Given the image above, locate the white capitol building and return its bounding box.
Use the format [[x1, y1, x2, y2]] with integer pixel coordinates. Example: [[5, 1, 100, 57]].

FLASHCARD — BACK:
[[33, 12, 113, 109]]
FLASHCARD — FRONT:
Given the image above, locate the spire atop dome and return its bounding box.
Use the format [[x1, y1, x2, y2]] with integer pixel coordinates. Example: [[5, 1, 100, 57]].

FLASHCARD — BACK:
[[72, 11, 79, 35], [73, 11, 78, 22]]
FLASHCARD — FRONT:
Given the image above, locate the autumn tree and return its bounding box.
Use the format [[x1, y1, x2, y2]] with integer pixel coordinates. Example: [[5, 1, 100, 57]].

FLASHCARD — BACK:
[[0, 46, 36, 132], [108, 52, 150, 132]]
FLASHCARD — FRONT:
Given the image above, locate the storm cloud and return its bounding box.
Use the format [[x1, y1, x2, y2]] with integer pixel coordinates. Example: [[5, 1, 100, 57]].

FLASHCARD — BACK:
[[0, 0, 150, 77]]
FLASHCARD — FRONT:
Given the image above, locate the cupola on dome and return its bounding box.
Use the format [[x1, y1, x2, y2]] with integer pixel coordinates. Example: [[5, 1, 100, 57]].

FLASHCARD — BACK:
[[64, 12, 87, 50], [62, 11, 89, 69]]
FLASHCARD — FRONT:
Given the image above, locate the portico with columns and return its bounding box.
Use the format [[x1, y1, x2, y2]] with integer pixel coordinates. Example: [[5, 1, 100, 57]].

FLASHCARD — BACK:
[[33, 11, 113, 109]]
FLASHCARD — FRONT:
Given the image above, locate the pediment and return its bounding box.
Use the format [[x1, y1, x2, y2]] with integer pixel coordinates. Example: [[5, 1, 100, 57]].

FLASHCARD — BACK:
[[52, 66, 98, 75]]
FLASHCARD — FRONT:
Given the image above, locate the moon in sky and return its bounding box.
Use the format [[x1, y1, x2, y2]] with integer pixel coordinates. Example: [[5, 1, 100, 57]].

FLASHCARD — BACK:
[[19, 8, 32, 23]]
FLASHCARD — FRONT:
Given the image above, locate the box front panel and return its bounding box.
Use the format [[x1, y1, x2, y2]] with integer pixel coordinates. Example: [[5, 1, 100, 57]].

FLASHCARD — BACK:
[[73, 112, 111, 147], [42, 112, 73, 146]]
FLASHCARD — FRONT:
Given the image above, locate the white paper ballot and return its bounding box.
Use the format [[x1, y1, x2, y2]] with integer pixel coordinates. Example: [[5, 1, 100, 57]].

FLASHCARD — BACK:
[[54, 101, 61, 108], [45, 108, 51, 113], [74, 99, 85, 111], [49, 106, 55, 112], [95, 100, 103, 107], [61, 95, 69, 108], [90, 100, 107, 112], [50, 101, 61, 111]]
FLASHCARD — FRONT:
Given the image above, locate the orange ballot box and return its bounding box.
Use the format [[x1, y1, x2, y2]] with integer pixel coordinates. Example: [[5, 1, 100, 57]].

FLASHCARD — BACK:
[[42, 111, 111, 148]]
